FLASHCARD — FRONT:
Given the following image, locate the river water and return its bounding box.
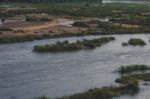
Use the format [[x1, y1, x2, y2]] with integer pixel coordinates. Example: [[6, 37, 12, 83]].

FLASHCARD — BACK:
[[0, 34, 150, 99]]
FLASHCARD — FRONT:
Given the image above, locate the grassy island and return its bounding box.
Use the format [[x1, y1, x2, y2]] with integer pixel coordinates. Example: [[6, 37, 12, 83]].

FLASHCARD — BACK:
[[33, 37, 115, 52], [116, 65, 150, 84], [128, 38, 146, 46], [122, 38, 146, 46]]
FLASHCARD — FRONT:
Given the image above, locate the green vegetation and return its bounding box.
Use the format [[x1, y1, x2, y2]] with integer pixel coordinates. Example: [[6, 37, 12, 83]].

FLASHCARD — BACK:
[[122, 38, 147, 46], [116, 73, 150, 84], [57, 83, 139, 99], [118, 64, 150, 74], [116, 65, 150, 84], [33, 37, 115, 52], [0, 34, 59, 44], [0, 35, 38, 44], [0, 3, 150, 18], [128, 38, 146, 46], [104, 26, 150, 34], [0, 32, 114, 44], [72, 21, 89, 27]]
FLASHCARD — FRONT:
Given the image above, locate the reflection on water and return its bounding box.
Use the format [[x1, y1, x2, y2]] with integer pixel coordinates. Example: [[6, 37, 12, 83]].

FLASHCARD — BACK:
[[0, 34, 150, 99]]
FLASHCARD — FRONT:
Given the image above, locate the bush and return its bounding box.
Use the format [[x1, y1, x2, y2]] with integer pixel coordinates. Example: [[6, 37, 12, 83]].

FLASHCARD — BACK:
[[128, 38, 146, 46]]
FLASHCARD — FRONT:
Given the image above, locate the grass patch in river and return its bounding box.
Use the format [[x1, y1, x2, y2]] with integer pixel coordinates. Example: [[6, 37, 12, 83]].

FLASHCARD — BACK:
[[33, 37, 115, 53], [122, 38, 146, 46], [118, 64, 150, 74], [128, 38, 146, 46]]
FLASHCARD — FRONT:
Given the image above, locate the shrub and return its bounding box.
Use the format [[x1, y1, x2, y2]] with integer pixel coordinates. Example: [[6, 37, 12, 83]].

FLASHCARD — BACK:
[[128, 38, 146, 46]]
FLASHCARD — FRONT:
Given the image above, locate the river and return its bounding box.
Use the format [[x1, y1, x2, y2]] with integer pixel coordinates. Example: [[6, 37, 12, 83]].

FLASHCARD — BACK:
[[0, 34, 150, 99]]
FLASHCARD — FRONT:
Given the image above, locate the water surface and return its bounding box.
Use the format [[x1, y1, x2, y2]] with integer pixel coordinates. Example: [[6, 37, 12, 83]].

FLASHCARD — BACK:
[[0, 34, 150, 99]]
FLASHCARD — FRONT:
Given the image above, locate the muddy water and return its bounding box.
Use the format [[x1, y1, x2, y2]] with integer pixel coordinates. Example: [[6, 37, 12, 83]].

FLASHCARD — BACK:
[[0, 34, 150, 99]]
